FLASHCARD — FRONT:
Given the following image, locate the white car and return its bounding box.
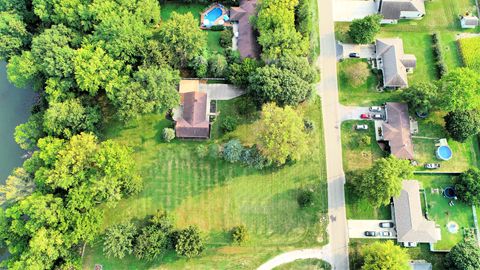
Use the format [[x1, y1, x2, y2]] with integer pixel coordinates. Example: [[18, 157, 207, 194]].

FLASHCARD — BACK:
[[404, 242, 418, 248], [355, 124, 368, 130], [379, 231, 392, 237], [369, 106, 382, 112]]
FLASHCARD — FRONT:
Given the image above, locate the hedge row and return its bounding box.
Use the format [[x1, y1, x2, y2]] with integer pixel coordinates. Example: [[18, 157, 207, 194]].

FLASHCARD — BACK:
[[431, 32, 447, 78]]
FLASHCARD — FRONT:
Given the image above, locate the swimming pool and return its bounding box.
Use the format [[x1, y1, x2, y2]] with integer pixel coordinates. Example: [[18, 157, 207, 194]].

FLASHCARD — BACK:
[[436, 145, 452, 161], [204, 7, 223, 26]]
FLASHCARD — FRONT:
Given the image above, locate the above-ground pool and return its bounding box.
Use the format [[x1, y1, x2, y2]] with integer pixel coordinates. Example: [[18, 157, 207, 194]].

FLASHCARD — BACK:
[[444, 186, 456, 199], [204, 7, 223, 26], [436, 145, 452, 160]]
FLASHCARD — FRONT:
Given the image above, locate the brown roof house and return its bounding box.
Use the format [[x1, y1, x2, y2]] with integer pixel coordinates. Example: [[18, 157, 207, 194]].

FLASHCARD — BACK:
[[174, 81, 210, 139], [377, 0, 425, 24], [375, 38, 416, 89], [393, 180, 441, 246], [229, 0, 260, 59], [377, 102, 414, 159]]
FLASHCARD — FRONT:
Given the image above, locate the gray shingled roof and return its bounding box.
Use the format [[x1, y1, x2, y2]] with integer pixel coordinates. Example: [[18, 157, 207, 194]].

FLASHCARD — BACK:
[[461, 15, 479, 26], [230, 0, 260, 59], [393, 180, 441, 244], [376, 38, 416, 88], [383, 102, 414, 159], [380, 0, 425, 20]]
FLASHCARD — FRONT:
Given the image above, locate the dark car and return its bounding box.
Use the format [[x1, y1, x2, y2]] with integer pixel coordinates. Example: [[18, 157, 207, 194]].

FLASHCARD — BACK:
[[349, 52, 360, 58], [379, 222, 394, 228], [425, 163, 441, 169], [372, 114, 383, 120], [364, 231, 376, 237]]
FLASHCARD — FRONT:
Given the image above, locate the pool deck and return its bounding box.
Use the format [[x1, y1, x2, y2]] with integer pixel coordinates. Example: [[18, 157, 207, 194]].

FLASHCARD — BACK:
[[200, 4, 231, 29]]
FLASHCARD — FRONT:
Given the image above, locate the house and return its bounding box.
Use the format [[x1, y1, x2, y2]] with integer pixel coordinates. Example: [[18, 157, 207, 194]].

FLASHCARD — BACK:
[[174, 80, 210, 139], [229, 0, 261, 59], [375, 38, 416, 89], [377, 102, 414, 159], [377, 0, 426, 24], [460, 15, 479, 29], [393, 180, 441, 246]]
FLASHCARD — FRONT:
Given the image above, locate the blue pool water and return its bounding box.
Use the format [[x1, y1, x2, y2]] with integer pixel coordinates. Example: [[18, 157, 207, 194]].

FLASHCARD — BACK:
[[437, 145, 452, 160], [205, 7, 223, 24]]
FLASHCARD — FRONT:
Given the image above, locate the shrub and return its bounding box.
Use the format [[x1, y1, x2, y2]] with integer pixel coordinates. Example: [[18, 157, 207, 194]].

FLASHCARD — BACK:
[[240, 146, 270, 169], [221, 116, 238, 133], [209, 143, 221, 158], [208, 54, 227, 78], [432, 33, 448, 78], [304, 119, 315, 133], [220, 30, 233, 48], [458, 36, 480, 72], [162, 128, 175, 142], [195, 144, 208, 158], [191, 55, 208, 78], [210, 25, 225, 31], [444, 110, 480, 142], [343, 61, 370, 87], [172, 226, 204, 258], [361, 135, 371, 146], [134, 225, 169, 261], [297, 188, 314, 207], [231, 225, 248, 244], [103, 222, 137, 259], [223, 139, 244, 163]]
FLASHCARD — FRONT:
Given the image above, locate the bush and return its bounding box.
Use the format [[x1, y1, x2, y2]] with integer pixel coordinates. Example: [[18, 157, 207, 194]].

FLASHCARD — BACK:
[[208, 54, 228, 78], [240, 146, 270, 169], [444, 110, 480, 142], [103, 222, 137, 259], [134, 225, 169, 261], [209, 143, 221, 158], [297, 188, 314, 207], [191, 55, 208, 78], [231, 225, 248, 244], [221, 116, 238, 133], [162, 128, 175, 142], [220, 30, 233, 48], [210, 25, 225, 31], [172, 226, 204, 258], [361, 135, 371, 146], [228, 58, 259, 87], [343, 61, 370, 87], [304, 119, 315, 133], [223, 139, 244, 163], [432, 33, 448, 78], [195, 144, 208, 158]]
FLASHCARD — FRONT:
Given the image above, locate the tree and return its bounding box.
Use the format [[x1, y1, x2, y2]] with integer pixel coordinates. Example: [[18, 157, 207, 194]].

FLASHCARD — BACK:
[[103, 222, 137, 259], [297, 188, 314, 207], [248, 65, 312, 107], [208, 54, 227, 78], [348, 14, 382, 44], [454, 168, 480, 205], [43, 98, 100, 139], [228, 58, 259, 87], [444, 110, 480, 142], [173, 226, 205, 258], [14, 113, 44, 150], [223, 139, 244, 163], [445, 239, 480, 270], [162, 128, 175, 142], [133, 225, 169, 261], [342, 61, 370, 87], [231, 225, 248, 244], [350, 156, 413, 207], [0, 11, 30, 60], [7, 51, 40, 88], [276, 56, 318, 84], [362, 241, 410, 270], [438, 68, 480, 112], [401, 82, 438, 115], [0, 167, 35, 205], [157, 12, 207, 68], [256, 103, 309, 165]]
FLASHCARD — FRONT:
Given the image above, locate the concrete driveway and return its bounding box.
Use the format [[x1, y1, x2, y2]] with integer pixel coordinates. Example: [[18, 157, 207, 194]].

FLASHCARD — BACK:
[[204, 84, 244, 100], [334, 0, 378, 22], [339, 43, 376, 60], [348, 219, 397, 239], [340, 106, 370, 121]]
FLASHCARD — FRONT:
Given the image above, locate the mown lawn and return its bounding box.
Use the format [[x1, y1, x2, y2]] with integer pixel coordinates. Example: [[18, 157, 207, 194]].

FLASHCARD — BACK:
[[82, 98, 327, 269], [160, 3, 224, 54], [416, 175, 476, 251], [338, 59, 401, 106], [275, 259, 331, 270]]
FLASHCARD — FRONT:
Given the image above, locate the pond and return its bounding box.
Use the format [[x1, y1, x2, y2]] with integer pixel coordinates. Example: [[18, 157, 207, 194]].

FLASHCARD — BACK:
[[0, 61, 35, 185]]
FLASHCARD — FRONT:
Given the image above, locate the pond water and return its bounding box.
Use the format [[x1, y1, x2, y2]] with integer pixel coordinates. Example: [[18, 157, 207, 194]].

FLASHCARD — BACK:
[[0, 61, 35, 185]]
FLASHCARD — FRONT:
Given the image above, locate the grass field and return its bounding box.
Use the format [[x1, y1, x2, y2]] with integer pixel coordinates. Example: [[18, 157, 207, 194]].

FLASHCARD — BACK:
[[416, 175, 475, 251], [160, 3, 224, 54], [275, 259, 331, 270], [458, 36, 480, 71], [82, 98, 327, 269]]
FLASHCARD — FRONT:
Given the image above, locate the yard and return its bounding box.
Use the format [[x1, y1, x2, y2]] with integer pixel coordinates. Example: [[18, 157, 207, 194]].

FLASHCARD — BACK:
[[82, 98, 328, 269], [417, 174, 476, 251], [274, 259, 331, 270]]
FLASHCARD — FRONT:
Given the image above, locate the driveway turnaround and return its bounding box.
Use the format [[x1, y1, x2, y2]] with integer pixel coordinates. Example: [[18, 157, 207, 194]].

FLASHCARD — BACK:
[[339, 43, 376, 59], [334, 0, 377, 22], [348, 219, 397, 239]]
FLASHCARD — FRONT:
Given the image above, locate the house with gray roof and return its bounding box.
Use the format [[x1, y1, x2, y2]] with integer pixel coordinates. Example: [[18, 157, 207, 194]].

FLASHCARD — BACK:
[[378, 102, 414, 159], [377, 0, 426, 24], [375, 38, 416, 89], [229, 0, 260, 59], [393, 180, 441, 245], [460, 15, 479, 29]]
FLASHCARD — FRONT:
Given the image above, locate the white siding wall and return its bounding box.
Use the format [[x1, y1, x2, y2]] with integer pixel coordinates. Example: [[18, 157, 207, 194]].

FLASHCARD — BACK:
[[399, 11, 423, 19]]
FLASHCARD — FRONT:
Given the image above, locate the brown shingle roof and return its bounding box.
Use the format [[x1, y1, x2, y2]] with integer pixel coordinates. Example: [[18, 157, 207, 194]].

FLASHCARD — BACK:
[[383, 102, 414, 159], [175, 91, 210, 139], [230, 0, 260, 59]]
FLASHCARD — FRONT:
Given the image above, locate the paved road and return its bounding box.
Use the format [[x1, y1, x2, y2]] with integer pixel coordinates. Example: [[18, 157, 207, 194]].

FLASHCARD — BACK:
[[317, 0, 350, 268]]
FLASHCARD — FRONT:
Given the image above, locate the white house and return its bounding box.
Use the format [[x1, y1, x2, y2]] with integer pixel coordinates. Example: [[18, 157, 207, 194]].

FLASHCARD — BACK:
[[460, 15, 479, 29], [376, 0, 426, 24]]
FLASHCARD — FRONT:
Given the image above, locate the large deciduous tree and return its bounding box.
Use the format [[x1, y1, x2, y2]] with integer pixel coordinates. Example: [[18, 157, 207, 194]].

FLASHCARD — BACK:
[[348, 14, 382, 44], [444, 110, 480, 142], [401, 82, 438, 115], [0, 168, 35, 205], [14, 113, 44, 150], [438, 68, 480, 112], [362, 241, 410, 270], [0, 11, 30, 60], [445, 239, 480, 270], [256, 103, 309, 165], [454, 168, 480, 205]]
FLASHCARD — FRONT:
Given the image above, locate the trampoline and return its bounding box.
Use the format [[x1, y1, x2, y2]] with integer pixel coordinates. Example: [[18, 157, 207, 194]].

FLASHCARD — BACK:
[[444, 186, 456, 199]]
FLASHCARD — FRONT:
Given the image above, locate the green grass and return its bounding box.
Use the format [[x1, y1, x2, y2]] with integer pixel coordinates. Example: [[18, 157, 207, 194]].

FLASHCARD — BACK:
[[274, 259, 331, 270], [416, 175, 475, 251], [338, 59, 401, 106], [308, 0, 321, 61], [458, 36, 480, 71], [82, 98, 327, 269], [160, 3, 224, 54], [345, 184, 392, 220]]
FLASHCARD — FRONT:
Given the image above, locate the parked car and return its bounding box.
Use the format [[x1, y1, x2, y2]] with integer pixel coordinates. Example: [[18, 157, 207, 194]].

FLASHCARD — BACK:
[[355, 124, 368, 130], [364, 231, 376, 237], [424, 163, 441, 169], [404, 242, 418, 248], [349, 52, 360, 58], [369, 106, 382, 112], [372, 114, 383, 120], [379, 231, 392, 237], [360, 113, 370, 119], [379, 222, 394, 228]]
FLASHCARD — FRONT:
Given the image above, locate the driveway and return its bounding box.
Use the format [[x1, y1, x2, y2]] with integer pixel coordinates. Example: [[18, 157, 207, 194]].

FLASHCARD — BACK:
[[340, 106, 370, 121], [339, 43, 375, 60], [204, 84, 244, 100], [348, 219, 397, 239], [334, 0, 377, 22]]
